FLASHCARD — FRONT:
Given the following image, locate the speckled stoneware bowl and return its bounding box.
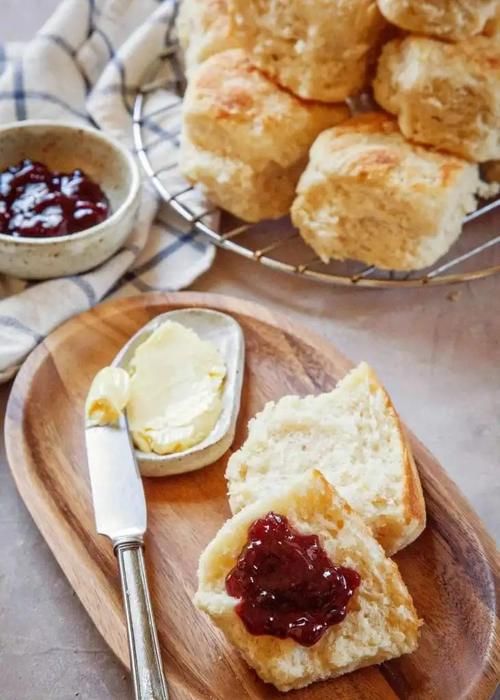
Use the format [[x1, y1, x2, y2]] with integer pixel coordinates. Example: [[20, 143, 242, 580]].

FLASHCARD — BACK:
[[0, 120, 140, 280], [111, 308, 245, 477]]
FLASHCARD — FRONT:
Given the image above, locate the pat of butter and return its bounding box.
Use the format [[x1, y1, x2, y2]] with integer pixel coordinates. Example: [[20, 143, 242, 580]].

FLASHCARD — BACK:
[[85, 367, 131, 426], [127, 321, 226, 454]]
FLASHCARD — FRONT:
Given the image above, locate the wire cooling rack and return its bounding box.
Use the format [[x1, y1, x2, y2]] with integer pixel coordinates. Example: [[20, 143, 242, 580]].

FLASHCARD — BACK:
[[132, 50, 500, 288]]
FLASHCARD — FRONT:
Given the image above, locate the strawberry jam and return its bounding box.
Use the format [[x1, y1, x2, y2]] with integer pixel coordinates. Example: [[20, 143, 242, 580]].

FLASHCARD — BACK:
[[225, 512, 361, 647], [0, 159, 109, 238]]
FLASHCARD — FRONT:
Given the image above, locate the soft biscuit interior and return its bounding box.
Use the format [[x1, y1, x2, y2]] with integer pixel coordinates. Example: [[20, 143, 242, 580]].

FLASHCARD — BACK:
[[291, 114, 481, 270], [227, 362, 426, 554], [195, 470, 421, 692]]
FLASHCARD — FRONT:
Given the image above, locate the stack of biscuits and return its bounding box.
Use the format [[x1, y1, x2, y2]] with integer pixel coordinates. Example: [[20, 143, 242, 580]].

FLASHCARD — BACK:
[[177, 0, 500, 271]]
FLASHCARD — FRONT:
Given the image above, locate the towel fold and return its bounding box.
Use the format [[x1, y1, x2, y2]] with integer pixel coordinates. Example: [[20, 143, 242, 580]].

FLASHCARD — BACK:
[[0, 0, 215, 381]]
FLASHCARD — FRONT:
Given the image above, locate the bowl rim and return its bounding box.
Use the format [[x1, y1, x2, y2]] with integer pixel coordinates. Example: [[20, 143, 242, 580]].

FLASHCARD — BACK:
[[0, 119, 141, 246]]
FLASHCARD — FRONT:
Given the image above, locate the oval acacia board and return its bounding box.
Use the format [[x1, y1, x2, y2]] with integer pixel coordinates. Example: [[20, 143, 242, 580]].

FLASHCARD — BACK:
[[5, 292, 500, 700]]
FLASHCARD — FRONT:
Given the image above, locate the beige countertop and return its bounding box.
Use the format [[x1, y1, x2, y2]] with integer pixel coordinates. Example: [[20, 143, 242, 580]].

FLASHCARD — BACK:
[[1, 3, 499, 699]]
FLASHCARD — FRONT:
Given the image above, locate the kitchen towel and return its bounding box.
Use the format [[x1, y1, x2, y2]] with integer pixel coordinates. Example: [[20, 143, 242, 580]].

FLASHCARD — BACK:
[[0, 0, 215, 381]]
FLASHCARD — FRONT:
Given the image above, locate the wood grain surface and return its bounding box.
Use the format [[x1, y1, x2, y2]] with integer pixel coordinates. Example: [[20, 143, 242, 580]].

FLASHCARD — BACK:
[[5, 292, 500, 700]]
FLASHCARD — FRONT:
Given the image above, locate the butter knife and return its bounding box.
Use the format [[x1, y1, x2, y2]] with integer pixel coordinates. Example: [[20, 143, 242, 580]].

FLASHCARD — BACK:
[[85, 412, 169, 700]]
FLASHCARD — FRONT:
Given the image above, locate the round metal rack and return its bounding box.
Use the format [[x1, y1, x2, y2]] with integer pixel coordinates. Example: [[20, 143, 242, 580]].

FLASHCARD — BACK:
[[132, 49, 500, 288]]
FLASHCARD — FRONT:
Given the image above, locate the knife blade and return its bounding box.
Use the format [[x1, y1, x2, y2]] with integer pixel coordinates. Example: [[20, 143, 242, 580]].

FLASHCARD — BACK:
[[85, 412, 146, 544], [85, 411, 168, 700]]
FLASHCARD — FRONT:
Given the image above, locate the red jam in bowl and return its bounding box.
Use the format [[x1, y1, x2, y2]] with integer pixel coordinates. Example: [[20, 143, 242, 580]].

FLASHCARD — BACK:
[[225, 512, 361, 647], [0, 159, 109, 238]]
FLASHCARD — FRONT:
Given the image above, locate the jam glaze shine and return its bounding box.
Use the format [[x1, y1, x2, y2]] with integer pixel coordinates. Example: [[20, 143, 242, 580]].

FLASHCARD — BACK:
[[225, 512, 361, 647], [0, 159, 109, 238]]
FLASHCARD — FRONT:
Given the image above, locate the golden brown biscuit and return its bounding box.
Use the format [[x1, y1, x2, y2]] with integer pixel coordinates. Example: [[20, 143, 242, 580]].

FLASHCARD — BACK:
[[195, 470, 421, 692], [176, 0, 241, 74], [291, 113, 482, 271], [226, 0, 387, 101], [180, 50, 349, 221], [226, 362, 426, 556], [373, 35, 500, 162], [377, 0, 498, 41]]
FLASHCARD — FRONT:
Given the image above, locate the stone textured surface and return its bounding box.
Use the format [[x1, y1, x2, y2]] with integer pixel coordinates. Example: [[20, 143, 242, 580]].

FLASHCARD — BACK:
[[1, 2, 499, 699]]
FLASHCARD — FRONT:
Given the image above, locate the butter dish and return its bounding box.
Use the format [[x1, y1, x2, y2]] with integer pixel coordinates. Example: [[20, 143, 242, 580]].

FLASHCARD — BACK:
[[111, 308, 244, 477]]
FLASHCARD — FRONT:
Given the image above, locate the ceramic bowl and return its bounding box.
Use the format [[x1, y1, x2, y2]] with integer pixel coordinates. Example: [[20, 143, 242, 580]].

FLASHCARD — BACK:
[[111, 308, 245, 477], [0, 120, 140, 280]]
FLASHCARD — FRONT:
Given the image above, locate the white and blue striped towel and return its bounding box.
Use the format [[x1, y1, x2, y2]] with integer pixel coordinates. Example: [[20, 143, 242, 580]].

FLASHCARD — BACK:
[[0, 0, 215, 381]]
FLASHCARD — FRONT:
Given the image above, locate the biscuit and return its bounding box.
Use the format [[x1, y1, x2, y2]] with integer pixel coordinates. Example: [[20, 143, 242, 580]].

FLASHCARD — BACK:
[[291, 113, 482, 271], [226, 0, 387, 101], [195, 470, 421, 692], [176, 0, 241, 74], [373, 35, 500, 162], [180, 50, 349, 221], [180, 136, 304, 221], [377, 0, 498, 41], [226, 362, 426, 555]]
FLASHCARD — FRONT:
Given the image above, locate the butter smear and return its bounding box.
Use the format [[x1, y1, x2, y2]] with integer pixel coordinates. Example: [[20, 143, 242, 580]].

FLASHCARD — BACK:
[[85, 320, 226, 455], [85, 367, 131, 427]]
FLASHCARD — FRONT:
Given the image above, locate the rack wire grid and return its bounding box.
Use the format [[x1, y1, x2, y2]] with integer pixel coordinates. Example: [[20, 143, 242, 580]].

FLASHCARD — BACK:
[[133, 50, 500, 289]]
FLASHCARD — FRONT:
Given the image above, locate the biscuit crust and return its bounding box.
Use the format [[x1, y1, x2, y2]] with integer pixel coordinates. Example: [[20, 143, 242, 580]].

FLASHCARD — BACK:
[[227, 0, 388, 101], [377, 0, 498, 41], [373, 35, 500, 162], [180, 50, 348, 221], [176, 0, 241, 74], [291, 113, 481, 270]]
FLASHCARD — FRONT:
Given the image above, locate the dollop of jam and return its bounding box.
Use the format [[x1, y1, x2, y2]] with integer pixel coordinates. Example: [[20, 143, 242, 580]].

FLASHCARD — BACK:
[[225, 512, 361, 647], [0, 159, 109, 238]]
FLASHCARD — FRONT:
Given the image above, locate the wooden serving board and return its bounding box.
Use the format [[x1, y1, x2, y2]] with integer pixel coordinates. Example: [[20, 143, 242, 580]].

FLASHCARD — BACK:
[[5, 292, 499, 700]]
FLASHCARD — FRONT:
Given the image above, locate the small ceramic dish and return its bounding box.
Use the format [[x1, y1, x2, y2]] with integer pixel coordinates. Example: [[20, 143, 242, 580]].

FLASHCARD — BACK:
[[0, 120, 140, 280], [112, 308, 245, 477]]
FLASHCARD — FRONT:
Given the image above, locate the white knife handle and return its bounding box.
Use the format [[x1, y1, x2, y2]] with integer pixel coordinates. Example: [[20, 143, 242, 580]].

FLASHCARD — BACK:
[[115, 541, 169, 700]]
